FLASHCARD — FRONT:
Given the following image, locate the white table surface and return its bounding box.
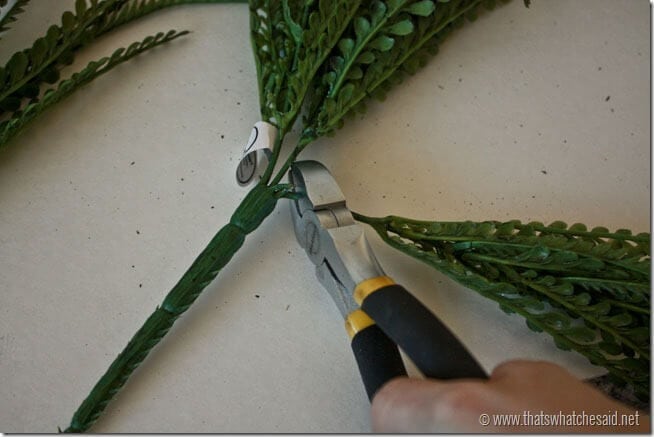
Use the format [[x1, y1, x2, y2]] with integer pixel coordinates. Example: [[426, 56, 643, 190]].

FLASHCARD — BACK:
[[0, 0, 650, 432]]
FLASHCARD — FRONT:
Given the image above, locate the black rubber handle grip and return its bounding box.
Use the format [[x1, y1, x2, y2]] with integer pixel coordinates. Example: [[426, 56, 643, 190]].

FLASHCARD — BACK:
[[360, 284, 487, 380], [351, 324, 408, 400]]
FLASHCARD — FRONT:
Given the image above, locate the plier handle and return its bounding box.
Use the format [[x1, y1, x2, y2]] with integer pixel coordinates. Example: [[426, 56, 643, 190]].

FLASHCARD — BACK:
[[290, 161, 487, 399]]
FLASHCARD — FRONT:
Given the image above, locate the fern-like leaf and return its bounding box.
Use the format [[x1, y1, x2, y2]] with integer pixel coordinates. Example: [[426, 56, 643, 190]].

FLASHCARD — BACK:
[[0, 29, 189, 147], [355, 213, 650, 399], [0, 0, 127, 116], [250, 0, 362, 132], [0, 0, 246, 125], [305, 0, 509, 138]]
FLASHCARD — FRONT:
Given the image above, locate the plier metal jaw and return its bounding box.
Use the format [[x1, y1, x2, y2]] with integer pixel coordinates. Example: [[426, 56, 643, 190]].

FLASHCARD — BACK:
[[290, 160, 385, 319], [290, 160, 487, 399]]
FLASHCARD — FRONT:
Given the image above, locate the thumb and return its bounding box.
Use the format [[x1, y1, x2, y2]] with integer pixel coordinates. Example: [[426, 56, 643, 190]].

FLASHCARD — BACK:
[[370, 377, 462, 433]]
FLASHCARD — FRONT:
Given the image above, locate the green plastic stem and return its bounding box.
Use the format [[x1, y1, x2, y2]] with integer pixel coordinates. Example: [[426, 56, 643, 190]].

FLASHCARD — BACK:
[[64, 183, 283, 432]]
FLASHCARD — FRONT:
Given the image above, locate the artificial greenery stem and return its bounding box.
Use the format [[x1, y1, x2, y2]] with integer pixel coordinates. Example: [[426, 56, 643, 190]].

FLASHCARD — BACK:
[[64, 182, 291, 432]]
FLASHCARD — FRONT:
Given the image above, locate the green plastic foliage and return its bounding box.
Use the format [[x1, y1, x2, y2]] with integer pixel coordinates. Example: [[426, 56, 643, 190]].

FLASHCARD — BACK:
[[248, 0, 518, 186], [356, 213, 651, 398], [0, 29, 190, 146], [251, 0, 503, 145], [302, 0, 499, 139], [249, 0, 362, 132], [0, 0, 124, 117], [0, 0, 248, 149]]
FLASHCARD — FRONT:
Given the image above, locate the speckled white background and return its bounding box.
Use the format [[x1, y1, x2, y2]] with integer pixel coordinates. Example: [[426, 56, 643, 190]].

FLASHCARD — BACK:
[[0, 0, 650, 432]]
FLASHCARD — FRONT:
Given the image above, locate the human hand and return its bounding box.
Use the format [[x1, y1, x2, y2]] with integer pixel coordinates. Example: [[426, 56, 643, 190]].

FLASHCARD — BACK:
[[371, 359, 649, 433]]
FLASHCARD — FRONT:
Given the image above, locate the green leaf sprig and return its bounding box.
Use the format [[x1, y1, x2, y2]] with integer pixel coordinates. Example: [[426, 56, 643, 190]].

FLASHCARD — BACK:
[[0, 0, 247, 151], [355, 213, 650, 398], [262, 0, 504, 185], [249, 0, 363, 182], [0, 29, 188, 144], [0, 0, 126, 115], [304, 0, 497, 138]]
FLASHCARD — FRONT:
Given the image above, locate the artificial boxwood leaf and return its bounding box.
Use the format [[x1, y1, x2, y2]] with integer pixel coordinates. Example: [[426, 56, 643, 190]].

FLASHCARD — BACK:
[[338, 38, 355, 57], [406, 1, 435, 16], [61, 11, 76, 32], [7, 52, 28, 83], [75, 0, 87, 19], [30, 38, 48, 66], [338, 82, 355, 103], [358, 51, 376, 64], [354, 16, 371, 38], [386, 19, 414, 36], [369, 35, 394, 51]]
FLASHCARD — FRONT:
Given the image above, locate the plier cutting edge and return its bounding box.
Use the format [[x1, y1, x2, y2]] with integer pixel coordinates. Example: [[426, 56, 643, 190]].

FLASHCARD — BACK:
[[289, 160, 488, 399]]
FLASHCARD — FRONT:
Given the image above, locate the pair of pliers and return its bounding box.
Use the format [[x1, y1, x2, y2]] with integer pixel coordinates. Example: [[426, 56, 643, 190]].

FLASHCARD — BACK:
[[289, 160, 487, 399]]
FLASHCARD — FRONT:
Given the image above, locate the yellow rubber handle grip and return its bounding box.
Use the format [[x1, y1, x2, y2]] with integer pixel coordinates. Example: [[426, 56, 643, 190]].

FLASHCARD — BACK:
[[345, 309, 375, 339], [353, 276, 395, 305]]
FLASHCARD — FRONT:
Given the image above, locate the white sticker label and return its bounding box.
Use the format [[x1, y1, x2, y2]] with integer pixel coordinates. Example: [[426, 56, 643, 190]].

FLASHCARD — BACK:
[[236, 121, 277, 186]]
